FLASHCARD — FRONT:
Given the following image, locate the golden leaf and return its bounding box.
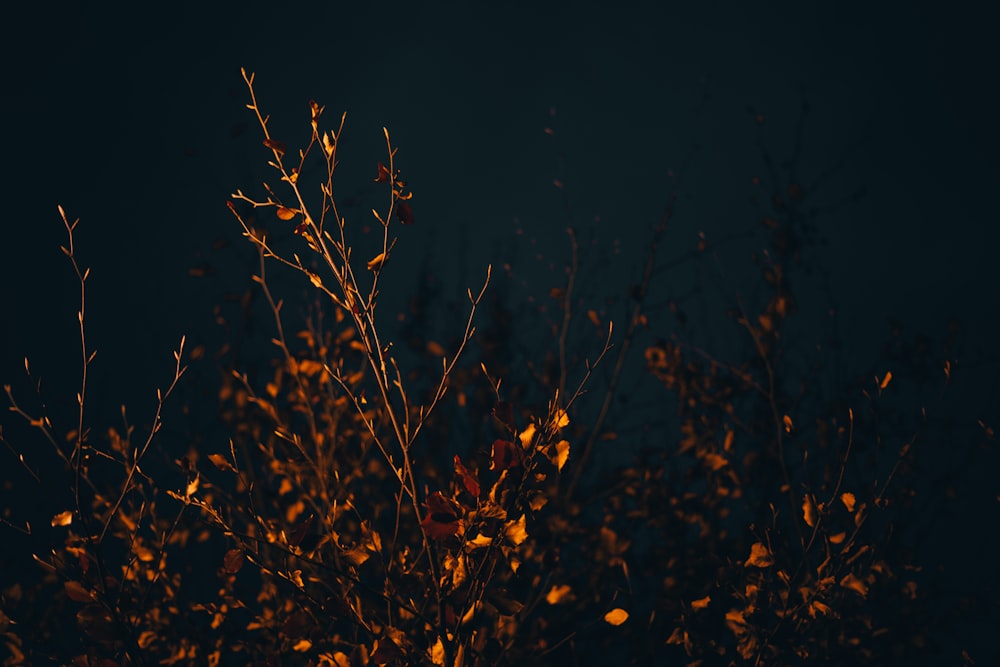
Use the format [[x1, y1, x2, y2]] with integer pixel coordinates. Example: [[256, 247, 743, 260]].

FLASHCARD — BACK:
[[552, 409, 570, 430], [552, 439, 570, 472], [367, 252, 386, 271], [802, 494, 818, 528], [504, 515, 528, 546], [51, 510, 73, 527], [604, 608, 629, 626]]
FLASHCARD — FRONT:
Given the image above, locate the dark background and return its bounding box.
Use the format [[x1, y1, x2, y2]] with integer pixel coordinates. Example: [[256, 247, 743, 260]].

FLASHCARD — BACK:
[[2, 0, 997, 662]]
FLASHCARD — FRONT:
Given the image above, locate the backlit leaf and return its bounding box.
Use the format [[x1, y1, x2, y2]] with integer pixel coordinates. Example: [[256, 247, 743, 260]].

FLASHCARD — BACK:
[[841, 492, 857, 513], [51, 510, 73, 527], [879, 371, 893, 390], [545, 584, 573, 605], [552, 439, 570, 472], [208, 453, 236, 472], [454, 455, 480, 497], [802, 494, 818, 528], [745, 542, 774, 568], [604, 608, 629, 626], [504, 515, 528, 546], [366, 252, 386, 271]]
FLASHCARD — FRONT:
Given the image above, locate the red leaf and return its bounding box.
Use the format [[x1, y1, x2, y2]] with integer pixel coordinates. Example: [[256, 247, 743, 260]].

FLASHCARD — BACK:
[[288, 514, 315, 548], [374, 162, 391, 183], [421, 491, 461, 541], [396, 201, 414, 225], [223, 548, 244, 574], [454, 455, 480, 498], [491, 438, 524, 471]]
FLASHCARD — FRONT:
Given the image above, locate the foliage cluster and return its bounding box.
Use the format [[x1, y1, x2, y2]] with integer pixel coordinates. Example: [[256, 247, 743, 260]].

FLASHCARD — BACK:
[[1, 71, 989, 666]]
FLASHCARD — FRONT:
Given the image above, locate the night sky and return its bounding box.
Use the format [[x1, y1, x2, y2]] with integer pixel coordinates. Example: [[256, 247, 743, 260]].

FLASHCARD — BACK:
[[2, 1, 998, 663]]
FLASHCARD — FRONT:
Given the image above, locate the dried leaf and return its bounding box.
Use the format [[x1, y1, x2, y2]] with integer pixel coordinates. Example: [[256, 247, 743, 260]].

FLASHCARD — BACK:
[[879, 371, 892, 390], [65, 580, 97, 603], [208, 453, 236, 472], [421, 492, 461, 541], [396, 201, 414, 225], [802, 494, 818, 528], [745, 542, 774, 568], [604, 608, 629, 626], [263, 138, 287, 156], [840, 573, 869, 597], [366, 252, 386, 271], [491, 439, 524, 471], [223, 548, 244, 574], [51, 510, 73, 527], [545, 585, 573, 605], [841, 492, 857, 513], [454, 455, 480, 497], [504, 515, 527, 546], [374, 162, 391, 183]]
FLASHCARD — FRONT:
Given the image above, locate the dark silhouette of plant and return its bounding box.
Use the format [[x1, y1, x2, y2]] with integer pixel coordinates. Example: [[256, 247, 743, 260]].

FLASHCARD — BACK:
[[1, 72, 992, 667]]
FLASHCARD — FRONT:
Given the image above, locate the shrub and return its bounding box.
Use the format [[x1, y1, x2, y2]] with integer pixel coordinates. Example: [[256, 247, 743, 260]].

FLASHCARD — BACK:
[[1, 70, 985, 666]]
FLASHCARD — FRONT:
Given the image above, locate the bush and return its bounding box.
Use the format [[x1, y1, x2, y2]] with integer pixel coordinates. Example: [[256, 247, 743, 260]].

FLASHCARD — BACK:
[[1, 70, 987, 666]]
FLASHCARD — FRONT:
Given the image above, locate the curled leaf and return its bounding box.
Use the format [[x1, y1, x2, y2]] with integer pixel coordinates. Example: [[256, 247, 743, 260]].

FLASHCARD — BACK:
[[367, 252, 386, 271]]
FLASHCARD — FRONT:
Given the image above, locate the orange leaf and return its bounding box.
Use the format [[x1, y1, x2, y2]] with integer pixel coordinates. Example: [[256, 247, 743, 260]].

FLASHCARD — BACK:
[[604, 608, 629, 626], [802, 494, 818, 528], [745, 542, 774, 568], [840, 492, 857, 513], [840, 573, 869, 597], [691, 596, 711, 611], [276, 206, 296, 221]]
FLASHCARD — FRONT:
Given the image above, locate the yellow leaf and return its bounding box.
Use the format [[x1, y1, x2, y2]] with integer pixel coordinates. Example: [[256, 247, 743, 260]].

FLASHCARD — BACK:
[[468, 533, 493, 549], [841, 492, 856, 513], [745, 542, 774, 568], [552, 439, 570, 472], [802, 493, 818, 527], [691, 596, 711, 610], [545, 584, 573, 605], [504, 515, 528, 546], [51, 510, 73, 527], [552, 409, 569, 430], [519, 423, 537, 449], [367, 252, 386, 271], [604, 608, 629, 626], [429, 637, 446, 666]]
